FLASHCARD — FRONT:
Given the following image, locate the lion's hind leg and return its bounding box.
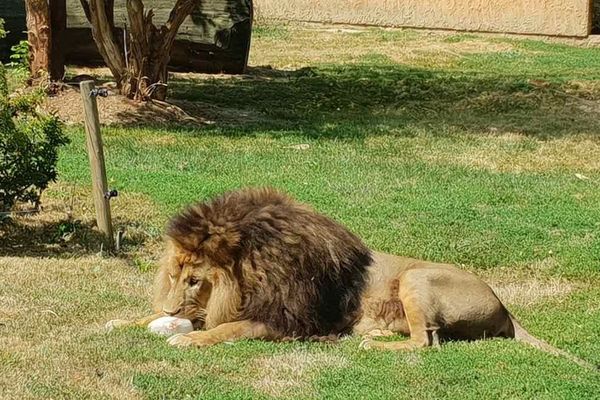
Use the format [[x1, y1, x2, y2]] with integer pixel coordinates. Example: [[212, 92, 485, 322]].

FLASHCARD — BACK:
[[360, 281, 440, 351]]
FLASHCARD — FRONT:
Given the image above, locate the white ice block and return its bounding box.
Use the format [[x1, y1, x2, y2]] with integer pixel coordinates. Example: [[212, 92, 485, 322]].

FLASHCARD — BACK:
[[148, 316, 194, 336]]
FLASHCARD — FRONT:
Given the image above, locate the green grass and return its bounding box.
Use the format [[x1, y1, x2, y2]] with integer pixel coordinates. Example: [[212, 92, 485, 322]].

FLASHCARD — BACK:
[[252, 24, 291, 40], [2, 22, 600, 399], [460, 38, 600, 79], [58, 129, 600, 278]]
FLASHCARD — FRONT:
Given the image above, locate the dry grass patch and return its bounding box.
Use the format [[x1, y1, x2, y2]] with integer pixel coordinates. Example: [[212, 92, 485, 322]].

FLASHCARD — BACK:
[[365, 133, 600, 174], [250, 23, 515, 69], [490, 279, 575, 308], [0, 256, 153, 399], [247, 350, 348, 398], [0, 256, 151, 329], [419, 134, 600, 173], [480, 263, 579, 308], [1, 182, 163, 258]]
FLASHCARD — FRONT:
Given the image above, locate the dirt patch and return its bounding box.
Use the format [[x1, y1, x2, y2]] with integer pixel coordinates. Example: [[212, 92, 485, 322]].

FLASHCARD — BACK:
[[248, 350, 348, 398], [43, 70, 267, 127], [43, 86, 207, 126]]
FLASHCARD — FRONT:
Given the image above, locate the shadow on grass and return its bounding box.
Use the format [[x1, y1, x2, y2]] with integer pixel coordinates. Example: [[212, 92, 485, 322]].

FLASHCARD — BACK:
[[0, 213, 152, 258], [113, 64, 600, 139]]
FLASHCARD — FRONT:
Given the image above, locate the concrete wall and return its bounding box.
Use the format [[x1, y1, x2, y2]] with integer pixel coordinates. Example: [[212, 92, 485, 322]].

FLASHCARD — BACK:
[[254, 0, 593, 37]]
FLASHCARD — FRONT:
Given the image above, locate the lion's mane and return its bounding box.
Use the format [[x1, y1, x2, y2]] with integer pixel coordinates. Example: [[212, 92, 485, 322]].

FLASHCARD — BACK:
[[165, 187, 372, 338]]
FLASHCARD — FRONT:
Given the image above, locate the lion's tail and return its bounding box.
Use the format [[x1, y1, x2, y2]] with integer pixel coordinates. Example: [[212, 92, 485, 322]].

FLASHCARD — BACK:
[[508, 314, 597, 370]]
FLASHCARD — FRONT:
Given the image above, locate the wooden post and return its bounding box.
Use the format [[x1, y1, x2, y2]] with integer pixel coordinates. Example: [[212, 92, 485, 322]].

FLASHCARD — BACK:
[[80, 80, 114, 251]]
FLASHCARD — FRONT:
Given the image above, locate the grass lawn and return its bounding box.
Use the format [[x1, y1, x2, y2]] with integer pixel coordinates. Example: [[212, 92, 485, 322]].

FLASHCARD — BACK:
[[1, 22, 600, 399]]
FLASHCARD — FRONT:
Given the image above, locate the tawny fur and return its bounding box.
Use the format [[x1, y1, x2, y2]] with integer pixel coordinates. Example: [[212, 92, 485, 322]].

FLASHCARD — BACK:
[[356, 252, 595, 370], [107, 189, 594, 369], [152, 187, 372, 338]]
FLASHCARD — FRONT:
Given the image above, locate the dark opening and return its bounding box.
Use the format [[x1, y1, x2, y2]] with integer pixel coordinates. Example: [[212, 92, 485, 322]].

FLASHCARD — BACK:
[[593, 0, 600, 34], [0, 0, 27, 62]]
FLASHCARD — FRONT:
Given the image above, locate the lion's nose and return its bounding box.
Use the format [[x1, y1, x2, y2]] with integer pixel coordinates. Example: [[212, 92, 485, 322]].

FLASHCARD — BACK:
[[162, 306, 181, 316]]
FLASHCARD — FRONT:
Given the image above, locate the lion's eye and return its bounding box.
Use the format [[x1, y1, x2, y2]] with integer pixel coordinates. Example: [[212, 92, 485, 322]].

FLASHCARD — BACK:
[[189, 278, 200, 286]]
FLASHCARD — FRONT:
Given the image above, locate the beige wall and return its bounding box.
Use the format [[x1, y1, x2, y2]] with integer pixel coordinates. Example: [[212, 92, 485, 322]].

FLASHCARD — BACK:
[[254, 0, 593, 37]]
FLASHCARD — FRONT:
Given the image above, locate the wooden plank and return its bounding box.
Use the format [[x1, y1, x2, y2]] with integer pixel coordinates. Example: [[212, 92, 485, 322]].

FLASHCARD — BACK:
[[79, 80, 114, 251], [65, 0, 251, 44]]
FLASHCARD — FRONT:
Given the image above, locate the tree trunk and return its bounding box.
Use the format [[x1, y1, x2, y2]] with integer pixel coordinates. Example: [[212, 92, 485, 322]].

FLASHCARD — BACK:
[[25, 0, 52, 81], [80, 0, 127, 87], [125, 0, 196, 101], [81, 0, 197, 101], [126, 0, 166, 100]]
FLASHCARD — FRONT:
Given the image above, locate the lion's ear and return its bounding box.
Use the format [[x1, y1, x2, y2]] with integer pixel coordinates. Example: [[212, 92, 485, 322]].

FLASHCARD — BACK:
[[202, 224, 241, 265]]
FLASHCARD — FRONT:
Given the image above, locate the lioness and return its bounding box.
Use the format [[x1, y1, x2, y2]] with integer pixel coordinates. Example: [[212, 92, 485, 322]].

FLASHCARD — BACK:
[[107, 188, 594, 369]]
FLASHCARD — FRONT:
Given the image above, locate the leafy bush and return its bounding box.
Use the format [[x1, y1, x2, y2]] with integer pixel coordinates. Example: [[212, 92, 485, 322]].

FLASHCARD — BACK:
[[0, 63, 69, 212], [9, 40, 30, 71]]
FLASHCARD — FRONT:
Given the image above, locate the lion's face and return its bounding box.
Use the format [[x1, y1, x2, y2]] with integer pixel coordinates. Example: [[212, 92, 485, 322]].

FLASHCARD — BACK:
[[154, 239, 242, 331], [161, 253, 214, 328]]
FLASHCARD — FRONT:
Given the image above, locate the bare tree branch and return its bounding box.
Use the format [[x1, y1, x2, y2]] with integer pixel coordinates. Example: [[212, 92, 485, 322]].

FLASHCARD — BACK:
[[79, 0, 92, 22], [163, 0, 198, 48], [87, 0, 125, 82], [104, 0, 115, 30]]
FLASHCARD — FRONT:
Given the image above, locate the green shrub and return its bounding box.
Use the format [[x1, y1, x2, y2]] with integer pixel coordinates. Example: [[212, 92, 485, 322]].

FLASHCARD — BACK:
[[9, 40, 30, 71], [0, 64, 69, 212]]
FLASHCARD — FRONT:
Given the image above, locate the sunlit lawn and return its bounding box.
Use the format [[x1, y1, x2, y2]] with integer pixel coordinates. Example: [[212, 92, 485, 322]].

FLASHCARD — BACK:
[[1, 22, 599, 399]]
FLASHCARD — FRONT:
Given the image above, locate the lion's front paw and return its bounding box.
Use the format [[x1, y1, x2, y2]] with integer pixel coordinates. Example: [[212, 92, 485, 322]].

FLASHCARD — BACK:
[[365, 329, 393, 338], [167, 333, 194, 347], [167, 332, 218, 348], [105, 319, 131, 332]]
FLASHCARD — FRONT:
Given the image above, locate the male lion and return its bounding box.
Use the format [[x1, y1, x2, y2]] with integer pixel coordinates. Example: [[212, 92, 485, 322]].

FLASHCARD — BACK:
[[108, 187, 373, 345], [107, 188, 594, 369]]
